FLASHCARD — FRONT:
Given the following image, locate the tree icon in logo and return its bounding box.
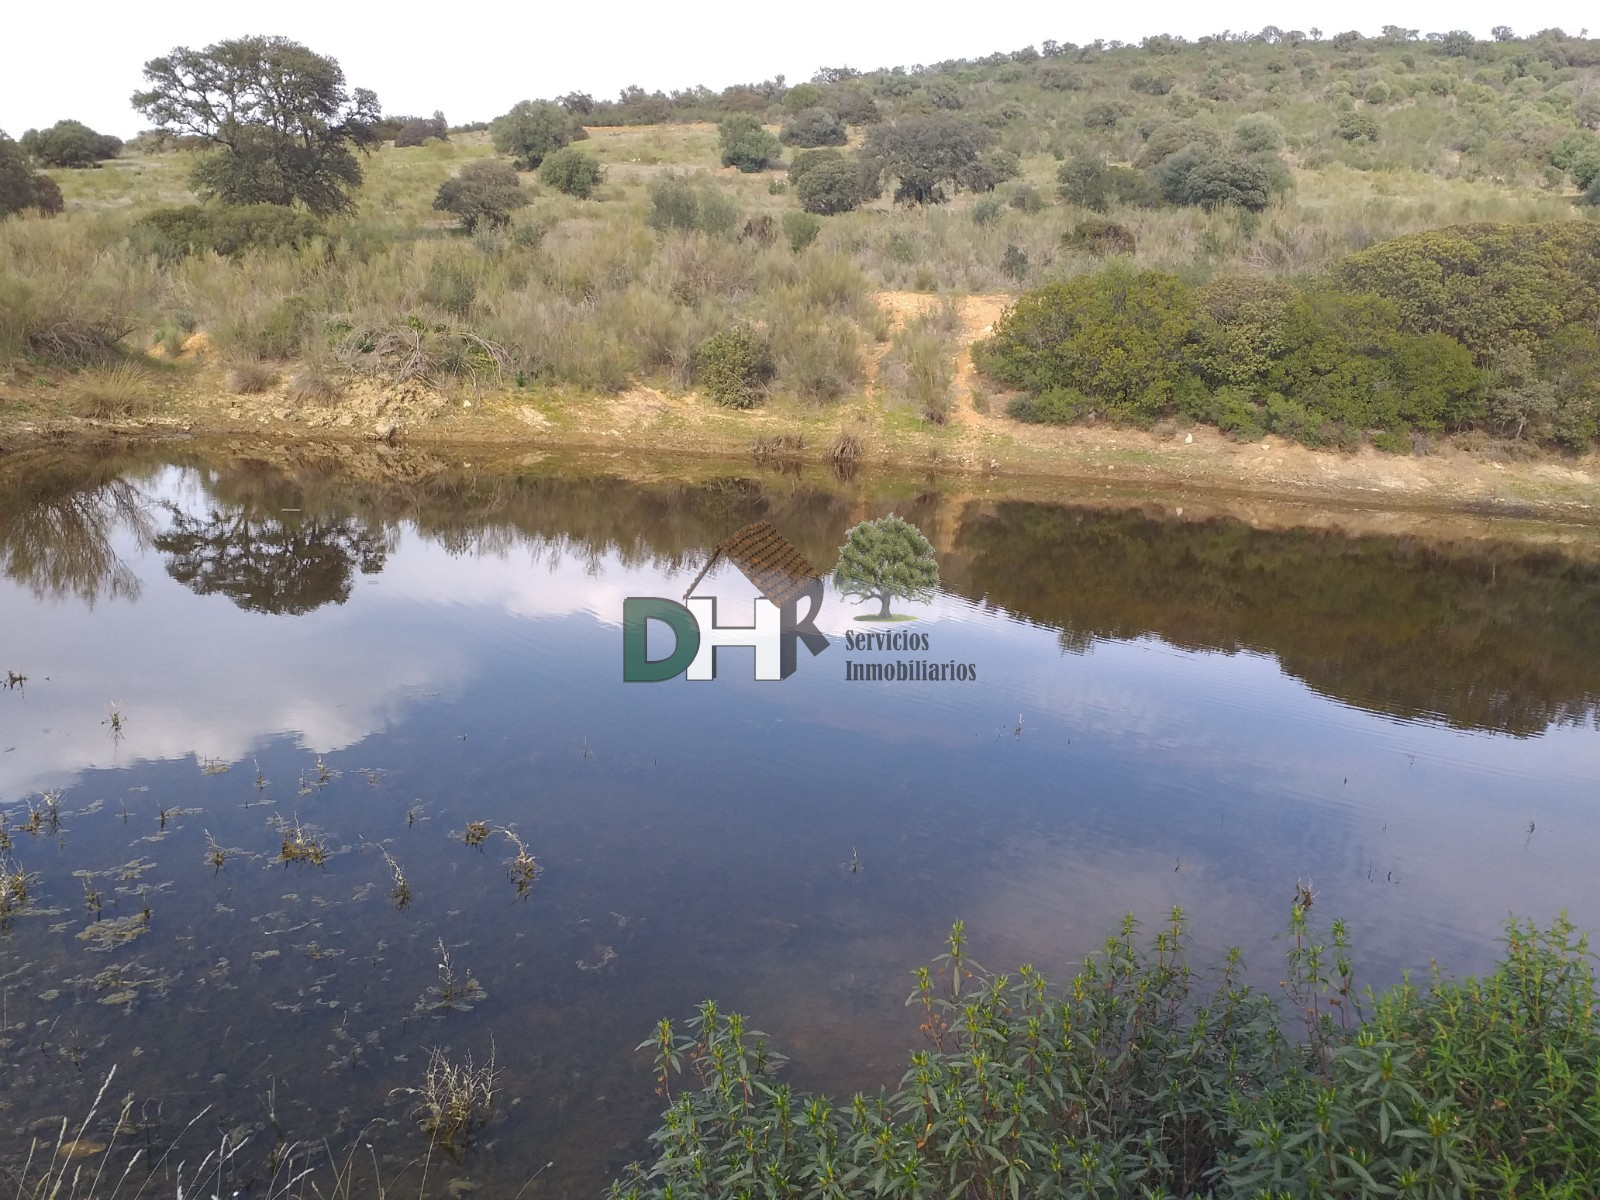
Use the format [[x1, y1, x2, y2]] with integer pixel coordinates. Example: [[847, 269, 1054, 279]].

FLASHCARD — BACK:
[[832, 515, 940, 620]]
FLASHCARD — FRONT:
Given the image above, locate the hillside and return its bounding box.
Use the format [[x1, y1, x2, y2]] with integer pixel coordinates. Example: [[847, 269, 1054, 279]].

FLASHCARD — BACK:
[[1, 26, 1599, 491]]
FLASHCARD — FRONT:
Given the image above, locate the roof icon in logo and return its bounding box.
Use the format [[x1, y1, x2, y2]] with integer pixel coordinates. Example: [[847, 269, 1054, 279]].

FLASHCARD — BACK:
[[681, 521, 822, 607]]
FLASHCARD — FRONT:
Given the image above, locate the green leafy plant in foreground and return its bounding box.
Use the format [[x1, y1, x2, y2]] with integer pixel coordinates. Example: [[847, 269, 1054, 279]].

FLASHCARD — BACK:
[[609, 908, 1600, 1199]]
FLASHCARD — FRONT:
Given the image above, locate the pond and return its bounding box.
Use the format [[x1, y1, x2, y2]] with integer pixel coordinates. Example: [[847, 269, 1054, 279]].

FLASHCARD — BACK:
[[2, 443, 1598, 1197]]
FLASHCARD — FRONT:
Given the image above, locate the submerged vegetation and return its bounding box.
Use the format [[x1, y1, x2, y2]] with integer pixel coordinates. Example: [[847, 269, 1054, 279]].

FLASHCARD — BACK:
[[611, 909, 1600, 1199]]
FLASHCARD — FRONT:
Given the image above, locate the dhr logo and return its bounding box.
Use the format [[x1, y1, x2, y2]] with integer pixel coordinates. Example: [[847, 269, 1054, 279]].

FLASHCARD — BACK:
[[623, 522, 829, 682]]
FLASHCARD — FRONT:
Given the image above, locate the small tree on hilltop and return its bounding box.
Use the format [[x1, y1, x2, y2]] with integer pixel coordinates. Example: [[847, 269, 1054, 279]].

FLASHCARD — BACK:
[[718, 114, 782, 172], [833, 515, 940, 619], [433, 160, 527, 232], [491, 100, 586, 169]]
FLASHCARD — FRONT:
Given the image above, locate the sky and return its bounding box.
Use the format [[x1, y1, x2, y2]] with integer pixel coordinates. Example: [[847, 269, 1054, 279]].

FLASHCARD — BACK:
[[3, 0, 1597, 138]]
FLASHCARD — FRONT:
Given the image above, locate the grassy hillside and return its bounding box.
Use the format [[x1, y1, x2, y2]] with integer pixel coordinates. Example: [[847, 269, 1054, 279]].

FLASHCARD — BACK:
[[2, 27, 1599, 455]]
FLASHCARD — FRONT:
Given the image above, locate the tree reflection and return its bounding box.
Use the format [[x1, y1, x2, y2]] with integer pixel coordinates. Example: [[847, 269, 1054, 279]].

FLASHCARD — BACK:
[[0, 463, 155, 606], [155, 506, 389, 615]]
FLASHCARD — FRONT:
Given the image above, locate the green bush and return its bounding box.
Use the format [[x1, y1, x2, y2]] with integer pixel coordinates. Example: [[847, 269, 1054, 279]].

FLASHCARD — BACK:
[[610, 911, 1600, 1200], [779, 107, 847, 148], [1336, 110, 1382, 141], [1005, 386, 1095, 424], [18, 119, 122, 167], [1155, 145, 1273, 211], [718, 114, 781, 172], [787, 147, 843, 186], [393, 112, 448, 148], [646, 176, 738, 235], [1137, 120, 1222, 167], [695, 326, 773, 408], [781, 210, 821, 252], [1232, 113, 1286, 154], [1338, 223, 1600, 358], [1063, 218, 1137, 255], [795, 157, 863, 214], [133, 203, 325, 261], [490, 100, 586, 169], [539, 146, 605, 198], [974, 267, 1197, 419], [0, 134, 64, 219], [255, 295, 317, 359], [433, 160, 529, 232]]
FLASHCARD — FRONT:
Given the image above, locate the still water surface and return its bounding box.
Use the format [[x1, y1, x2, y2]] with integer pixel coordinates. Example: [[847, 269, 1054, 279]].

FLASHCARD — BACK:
[[1, 446, 1598, 1196]]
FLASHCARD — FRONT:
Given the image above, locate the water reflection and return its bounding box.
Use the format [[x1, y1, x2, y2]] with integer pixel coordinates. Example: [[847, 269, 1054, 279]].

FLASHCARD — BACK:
[[0, 452, 156, 605], [0, 443, 1598, 1198]]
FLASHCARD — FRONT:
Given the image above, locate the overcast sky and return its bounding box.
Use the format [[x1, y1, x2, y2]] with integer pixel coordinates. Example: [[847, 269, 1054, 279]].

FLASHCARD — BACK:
[[3, 0, 1596, 138]]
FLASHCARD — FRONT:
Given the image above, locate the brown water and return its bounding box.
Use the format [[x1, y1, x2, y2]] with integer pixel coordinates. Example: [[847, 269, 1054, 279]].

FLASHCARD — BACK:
[[1, 443, 1598, 1197]]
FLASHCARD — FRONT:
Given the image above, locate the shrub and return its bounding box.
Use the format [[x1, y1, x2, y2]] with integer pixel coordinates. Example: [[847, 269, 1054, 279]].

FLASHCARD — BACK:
[[68, 363, 156, 418], [0, 135, 63, 219], [880, 314, 955, 421], [133, 203, 325, 261], [539, 146, 605, 198], [1008, 184, 1044, 213], [1128, 67, 1176, 95], [971, 196, 1003, 226], [1083, 102, 1127, 129], [780, 83, 822, 113], [1064, 218, 1136, 255], [718, 115, 781, 172], [828, 88, 880, 126], [974, 267, 1197, 419], [695, 327, 773, 408], [1336, 110, 1381, 141], [226, 360, 277, 393], [433, 160, 528, 232], [1136, 120, 1223, 168], [490, 100, 586, 169], [774, 316, 862, 401], [779, 108, 847, 148], [646, 176, 738, 235], [255, 295, 318, 359], [18, 120, 122, 167], [1155, 146, 1273, 211], [781, 210, 821, 252], [1000, 243, 1029, 282], [1039, 65, 1085, 90], [1056, 152, 1109, 209], [1005, 386, 1095, 424], [1233, 113, 1286, 154], [393, 112, 448, 147], [1337, 223, 1600, 359], [787, 147, 843, 186], [795, 157, 863, 214], [613, 910, 1600, 1200]]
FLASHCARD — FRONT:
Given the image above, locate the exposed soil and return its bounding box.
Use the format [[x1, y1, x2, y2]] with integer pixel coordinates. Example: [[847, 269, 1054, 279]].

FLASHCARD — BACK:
[[2, 291, 1597, 523]]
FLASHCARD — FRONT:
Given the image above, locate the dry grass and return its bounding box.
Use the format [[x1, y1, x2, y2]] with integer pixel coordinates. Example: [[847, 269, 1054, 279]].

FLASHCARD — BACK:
[[225, 360, 276, 394], [395, 1046, 499, 1154], [66, 363, 157, 419]]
